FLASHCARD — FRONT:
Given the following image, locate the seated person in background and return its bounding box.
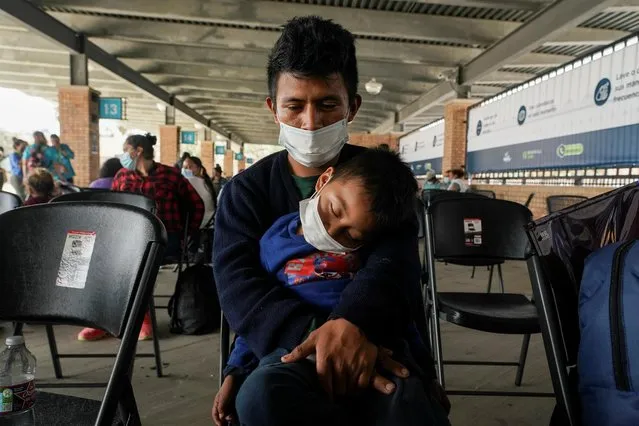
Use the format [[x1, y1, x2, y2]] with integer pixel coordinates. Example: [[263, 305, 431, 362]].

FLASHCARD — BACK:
[[422, 170, 442, 191], [77, 133, 204, 342], [445, 168, 468, 193], [182, 156, 216, 228], [23, 168, 56, 206], [214, 150, 450, 426], [89, 158, 123, 189]]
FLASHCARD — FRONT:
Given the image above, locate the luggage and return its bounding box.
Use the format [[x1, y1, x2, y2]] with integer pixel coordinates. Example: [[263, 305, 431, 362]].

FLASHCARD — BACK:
[[578, 240, 639, 426], [168, 264, 220, 335]]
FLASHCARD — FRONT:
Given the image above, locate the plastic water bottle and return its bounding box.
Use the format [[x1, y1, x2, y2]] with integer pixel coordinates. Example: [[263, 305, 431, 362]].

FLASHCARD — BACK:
[[0, 336, 36, 425]]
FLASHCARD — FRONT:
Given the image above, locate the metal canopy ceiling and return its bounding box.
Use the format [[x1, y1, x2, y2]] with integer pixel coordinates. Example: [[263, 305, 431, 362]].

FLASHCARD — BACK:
[[0, 0, 636, 142]]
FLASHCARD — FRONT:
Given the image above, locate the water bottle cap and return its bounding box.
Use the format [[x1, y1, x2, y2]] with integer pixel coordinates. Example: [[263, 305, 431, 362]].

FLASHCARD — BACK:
[[5, 336, 24, 346]]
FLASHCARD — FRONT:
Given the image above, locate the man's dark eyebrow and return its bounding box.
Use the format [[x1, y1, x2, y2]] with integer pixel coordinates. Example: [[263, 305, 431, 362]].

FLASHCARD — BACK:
[[280, 97, 304, 103]]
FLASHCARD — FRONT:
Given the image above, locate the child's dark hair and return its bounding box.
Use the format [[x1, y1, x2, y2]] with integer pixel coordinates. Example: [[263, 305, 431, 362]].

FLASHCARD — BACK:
[[332, 149, 417, 232], [27, 168, 55, 197], [125, 133, 157, 160], [267, 16, 358, 104], [99, 157, 124, 178]]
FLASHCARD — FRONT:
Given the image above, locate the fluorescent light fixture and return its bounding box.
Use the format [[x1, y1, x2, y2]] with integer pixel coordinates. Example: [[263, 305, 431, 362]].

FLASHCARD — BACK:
[[573, 60, 582, 69], [583, 56, 592, 65], [549, 71, 557, 79], [364, 78, 383, 95], [557, 68, 564, 76], [156, 103, 166, 112], [614, 43, 624, 52], [627, 36, 638, 46]]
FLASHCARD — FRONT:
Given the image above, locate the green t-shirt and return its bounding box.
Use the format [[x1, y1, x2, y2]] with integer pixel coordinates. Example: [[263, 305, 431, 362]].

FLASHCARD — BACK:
[[292, 174, 319, 199]]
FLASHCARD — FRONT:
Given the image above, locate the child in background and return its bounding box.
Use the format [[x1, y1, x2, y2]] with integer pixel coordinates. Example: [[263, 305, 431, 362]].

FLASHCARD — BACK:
[[23, 168, 57, 206]]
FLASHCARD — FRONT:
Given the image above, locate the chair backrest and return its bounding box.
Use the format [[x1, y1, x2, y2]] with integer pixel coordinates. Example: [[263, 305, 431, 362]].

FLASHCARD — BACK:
[[546, 195, 588, 214], [51, 191, 156, 214], [0, 202, 166, 335], [428, 197, 533, 261], [422, 189, 485, 206], [0, 191, 21, 214], [473, 189, 496, 199], [524, 192, 535, 208]]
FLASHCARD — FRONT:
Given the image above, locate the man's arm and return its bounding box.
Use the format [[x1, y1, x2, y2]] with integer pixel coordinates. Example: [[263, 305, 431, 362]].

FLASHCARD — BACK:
[[330, 222, 420, 346], [213, 178, 317, 358]]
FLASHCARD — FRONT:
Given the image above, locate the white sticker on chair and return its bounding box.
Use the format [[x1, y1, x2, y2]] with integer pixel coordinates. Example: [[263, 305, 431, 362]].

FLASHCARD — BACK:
[[463, 218, 483, 247], [56, 231, 96, 289]]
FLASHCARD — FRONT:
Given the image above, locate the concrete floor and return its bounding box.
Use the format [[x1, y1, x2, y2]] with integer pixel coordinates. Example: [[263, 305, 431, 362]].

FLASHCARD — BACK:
[[9, 262, 555, 426]]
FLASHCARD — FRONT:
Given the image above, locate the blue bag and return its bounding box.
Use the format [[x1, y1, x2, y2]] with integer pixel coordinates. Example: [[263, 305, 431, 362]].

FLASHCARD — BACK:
[[579, 240, 639, 426]]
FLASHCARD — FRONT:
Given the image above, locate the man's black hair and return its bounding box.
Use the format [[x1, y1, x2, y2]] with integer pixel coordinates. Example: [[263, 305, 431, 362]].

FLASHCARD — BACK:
[[267, 16, 358, 103], [332, 149, 417, 232]]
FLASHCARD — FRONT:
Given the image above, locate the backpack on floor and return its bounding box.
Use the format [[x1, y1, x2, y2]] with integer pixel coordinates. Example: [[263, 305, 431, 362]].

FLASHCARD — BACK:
[[168, 264, 220, 335], [578, 240, 639, 426]]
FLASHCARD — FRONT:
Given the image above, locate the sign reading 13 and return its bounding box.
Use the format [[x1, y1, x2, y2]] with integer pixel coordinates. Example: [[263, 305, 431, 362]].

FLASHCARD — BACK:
[[98, 98, 125, 120]]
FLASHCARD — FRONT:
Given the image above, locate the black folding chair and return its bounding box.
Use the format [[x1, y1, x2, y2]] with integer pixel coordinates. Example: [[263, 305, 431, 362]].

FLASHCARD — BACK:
[[546, 195, 588, 214], [424, 196, 553, 397], [422, 190, 505, 293], [526, 183, 639, 425], [524, 193, 535, 208], [0, 190, 21, 213], [50, 191, 164, 379], [0, 202, 166, 425], [473, 189, 496, 199]]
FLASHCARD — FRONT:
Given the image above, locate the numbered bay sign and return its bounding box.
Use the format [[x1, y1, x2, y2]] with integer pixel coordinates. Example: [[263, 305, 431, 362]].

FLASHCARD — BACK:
[[181, 131, 196, 145], [98, 98, 125, 120]]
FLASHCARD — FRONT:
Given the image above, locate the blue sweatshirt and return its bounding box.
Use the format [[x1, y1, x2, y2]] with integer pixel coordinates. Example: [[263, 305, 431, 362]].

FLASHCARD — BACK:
[[227, 212, 361, 371], [213, 145, 434, 380]]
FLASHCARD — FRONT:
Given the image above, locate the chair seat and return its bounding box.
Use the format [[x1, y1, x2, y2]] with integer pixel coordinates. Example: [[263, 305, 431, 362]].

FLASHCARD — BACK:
[[440, 258, 504, 267], [35, 391, 120, 425], [437, 292, 540, 334]]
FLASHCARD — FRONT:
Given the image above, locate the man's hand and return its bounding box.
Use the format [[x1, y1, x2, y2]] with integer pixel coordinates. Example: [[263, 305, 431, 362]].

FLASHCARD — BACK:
[[281, 319, 409, 398]]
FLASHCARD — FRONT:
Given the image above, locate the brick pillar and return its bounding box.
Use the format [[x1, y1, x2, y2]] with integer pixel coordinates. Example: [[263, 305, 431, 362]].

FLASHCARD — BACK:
[[224, 150, 234, 178], [443, 99, 476, 172], [58, 86, 100, 187], [159, 125, 180, 166], [348, 133, 399, 151], [200, 140, 214, 175], [238, 159, 246, 171]]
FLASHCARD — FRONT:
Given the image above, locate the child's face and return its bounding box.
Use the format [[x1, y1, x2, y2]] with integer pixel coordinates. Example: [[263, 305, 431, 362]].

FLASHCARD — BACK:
[[313, 170, 376, 249]]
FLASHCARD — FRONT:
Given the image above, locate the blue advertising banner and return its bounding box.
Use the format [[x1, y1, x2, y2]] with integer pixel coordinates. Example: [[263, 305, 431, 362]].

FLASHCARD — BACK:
[[467, 36, 639, 172], [235, 152, 244, 161], [181, 131, 196, 145], [99, 98, 124, 120], [399, 119, 444, 175], [247, 157, 254, 164], [215, 145, 225, 155]]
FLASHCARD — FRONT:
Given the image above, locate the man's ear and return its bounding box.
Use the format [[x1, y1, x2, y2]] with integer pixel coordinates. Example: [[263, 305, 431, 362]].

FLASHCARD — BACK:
[[347, 94, 362, 123], [314, 167, 335, 192], [266, 97, 278, 124]]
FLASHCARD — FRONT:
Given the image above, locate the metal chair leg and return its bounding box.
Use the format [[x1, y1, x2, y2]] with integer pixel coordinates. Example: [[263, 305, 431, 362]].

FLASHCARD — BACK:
[[515, 334, 531, 386], [220, 312, 230, 388], [148, 300, 163, 378], [471, 266, 476, 279], [46, 325, 64, 379], [498, 263, 505, 293], [486, 265, 495, 293]]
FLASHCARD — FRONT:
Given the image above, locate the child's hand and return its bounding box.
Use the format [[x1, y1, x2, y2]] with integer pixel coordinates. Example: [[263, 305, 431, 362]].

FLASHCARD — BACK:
[[212, 375, 239, 426]]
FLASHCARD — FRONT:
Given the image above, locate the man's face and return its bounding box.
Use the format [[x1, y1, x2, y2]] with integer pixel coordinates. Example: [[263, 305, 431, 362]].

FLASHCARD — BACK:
[[313, 169, 376, 249], [267, 73, 361, 132]]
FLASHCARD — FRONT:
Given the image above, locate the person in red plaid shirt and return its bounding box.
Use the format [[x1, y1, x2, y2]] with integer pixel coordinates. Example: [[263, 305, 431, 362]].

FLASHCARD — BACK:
[[77, 133, 204, 342]]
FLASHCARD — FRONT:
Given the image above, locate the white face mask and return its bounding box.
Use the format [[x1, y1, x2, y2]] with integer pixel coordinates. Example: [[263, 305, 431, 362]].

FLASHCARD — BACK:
[[299, 184, 356, 254], [278, 119, 349, 168]]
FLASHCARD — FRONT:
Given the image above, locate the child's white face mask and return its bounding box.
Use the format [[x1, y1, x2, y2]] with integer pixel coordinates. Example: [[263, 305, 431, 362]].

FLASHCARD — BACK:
[[298, 178, 357, 254]]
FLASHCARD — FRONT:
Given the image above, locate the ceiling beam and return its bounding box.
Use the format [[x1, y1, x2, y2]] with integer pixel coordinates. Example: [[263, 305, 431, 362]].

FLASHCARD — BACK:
[[392, 0, 620, 127], [386, 0, 548, 10], [0, 0, 237, 141]]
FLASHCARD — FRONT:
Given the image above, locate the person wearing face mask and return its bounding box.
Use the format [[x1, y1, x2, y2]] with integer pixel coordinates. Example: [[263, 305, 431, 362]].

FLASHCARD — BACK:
[[445, 168, 468, 193], [182, 156, 216, 228], [77, 133, 204, 342], [213, 16, 448, 426], [214, 149, 448, 426]]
